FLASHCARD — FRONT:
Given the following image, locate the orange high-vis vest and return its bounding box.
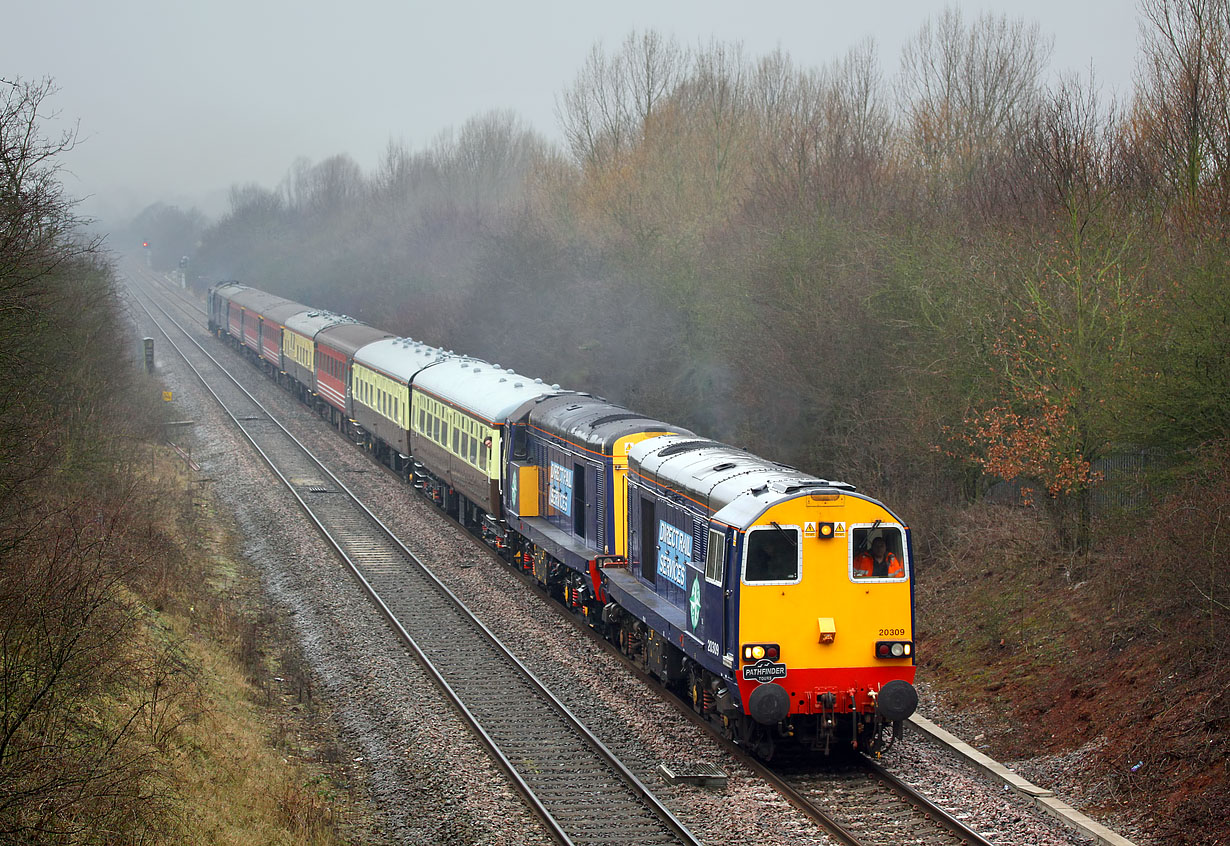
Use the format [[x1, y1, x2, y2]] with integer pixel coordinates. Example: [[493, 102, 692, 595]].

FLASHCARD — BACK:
[[854, 551, 903, 579]]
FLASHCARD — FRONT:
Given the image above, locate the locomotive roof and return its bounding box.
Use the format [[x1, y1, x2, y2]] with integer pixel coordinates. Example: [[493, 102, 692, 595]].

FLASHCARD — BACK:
[[628, 434, 859, 530], [227, 287, 308, 325], [529, 394, 688, 455], [413, 357, 566, 426], [353, 337, 448, 383], [315, 322, 395, 358], [284, 310, 359, 339]]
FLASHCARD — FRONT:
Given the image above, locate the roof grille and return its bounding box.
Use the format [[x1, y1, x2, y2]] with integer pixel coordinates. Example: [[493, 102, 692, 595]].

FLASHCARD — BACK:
[[589, 413, 641, 427], [657, 440, 720, 458]]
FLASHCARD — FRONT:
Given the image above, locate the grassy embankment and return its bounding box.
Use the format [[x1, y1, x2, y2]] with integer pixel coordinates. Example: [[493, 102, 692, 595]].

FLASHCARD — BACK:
[[100, 446, 381, 845], [916, 451, 1230, 846]]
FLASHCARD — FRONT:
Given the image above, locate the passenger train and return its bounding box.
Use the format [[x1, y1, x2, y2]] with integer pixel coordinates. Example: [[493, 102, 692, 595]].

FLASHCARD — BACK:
[[208, 281, 918, 758]]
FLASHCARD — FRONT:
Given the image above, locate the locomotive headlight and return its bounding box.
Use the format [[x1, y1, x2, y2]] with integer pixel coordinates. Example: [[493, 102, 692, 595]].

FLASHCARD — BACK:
[[818, 522, 835, 539], [742, 643, 779, 662], [890, 643, 904, 657]]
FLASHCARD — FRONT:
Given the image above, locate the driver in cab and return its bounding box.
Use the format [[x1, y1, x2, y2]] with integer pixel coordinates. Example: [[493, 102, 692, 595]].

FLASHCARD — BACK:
[[854, 536, 904, 579]]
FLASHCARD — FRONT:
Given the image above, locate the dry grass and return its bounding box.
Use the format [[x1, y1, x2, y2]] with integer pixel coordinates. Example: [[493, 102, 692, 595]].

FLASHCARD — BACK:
[[158, 635, 344, 846], [114, 449, 375, 846]]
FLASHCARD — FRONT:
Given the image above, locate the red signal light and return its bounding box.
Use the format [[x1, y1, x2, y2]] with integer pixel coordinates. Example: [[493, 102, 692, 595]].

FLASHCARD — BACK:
[[142, 241, 149, 248]]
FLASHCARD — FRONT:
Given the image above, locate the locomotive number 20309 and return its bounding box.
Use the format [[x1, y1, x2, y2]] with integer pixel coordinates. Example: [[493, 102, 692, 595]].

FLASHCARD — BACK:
[[878, 628, 906, 637]]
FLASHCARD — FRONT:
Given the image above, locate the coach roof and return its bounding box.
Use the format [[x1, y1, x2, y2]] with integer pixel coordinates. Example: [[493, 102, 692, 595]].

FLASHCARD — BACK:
[[211, 281, 247, 301], [284, 310, 358, 340], [413, 357, 566, 425], [315, 322, 395, 358], [227, 288, 304, 323], [353, 337, 448, 383]]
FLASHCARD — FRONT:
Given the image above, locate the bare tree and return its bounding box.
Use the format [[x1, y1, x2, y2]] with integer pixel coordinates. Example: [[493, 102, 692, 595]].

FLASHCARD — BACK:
[[556, 30, 688, 170], [898, 7, 1053, 197], [748, 41, 892, 213], [284, 154, 365, 217], [0, 77, 96, 296], [1133, 0, 1230, 222], [816, 38, 894, 205], [434, 110, 547, 218], [683, 40, 752, 200]]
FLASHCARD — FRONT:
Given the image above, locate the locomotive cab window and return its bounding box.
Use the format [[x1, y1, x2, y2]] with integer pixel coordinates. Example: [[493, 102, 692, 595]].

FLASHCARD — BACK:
[[743, 525, 801, 584], [850, 525, 908, 581]]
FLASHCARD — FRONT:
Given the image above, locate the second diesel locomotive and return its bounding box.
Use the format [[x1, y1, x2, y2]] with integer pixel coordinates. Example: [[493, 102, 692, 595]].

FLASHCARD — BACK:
[[207, 281, 918, 756]]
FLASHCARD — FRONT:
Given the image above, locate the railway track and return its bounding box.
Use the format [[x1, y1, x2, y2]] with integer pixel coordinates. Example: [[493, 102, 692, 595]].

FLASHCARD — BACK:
[[760, 753, 998, 846], [131, 269, 1005, 846], [125, 272, 701, 846]]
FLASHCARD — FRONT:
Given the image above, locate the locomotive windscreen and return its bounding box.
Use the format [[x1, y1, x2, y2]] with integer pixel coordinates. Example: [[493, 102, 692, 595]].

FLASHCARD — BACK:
[[744, 527, 800, 583], [851, 526, 908, 580]]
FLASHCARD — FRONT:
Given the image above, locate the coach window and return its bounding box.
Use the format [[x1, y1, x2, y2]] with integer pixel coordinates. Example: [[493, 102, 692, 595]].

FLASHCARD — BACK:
[[469, 435, 478, 465], [452, 428, 460, 454], [743, 525, 800, 584]]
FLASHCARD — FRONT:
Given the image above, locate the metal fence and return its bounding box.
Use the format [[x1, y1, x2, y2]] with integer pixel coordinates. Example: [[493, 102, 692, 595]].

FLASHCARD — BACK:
[[1091, 446, 1172, 513], [981, 446, 1173, 514]]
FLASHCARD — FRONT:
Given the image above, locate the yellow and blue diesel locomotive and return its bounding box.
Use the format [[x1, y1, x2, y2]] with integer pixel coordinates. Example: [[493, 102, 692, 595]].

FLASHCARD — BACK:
[[619, 436, 916, 756], [207, 281, 918, 756]]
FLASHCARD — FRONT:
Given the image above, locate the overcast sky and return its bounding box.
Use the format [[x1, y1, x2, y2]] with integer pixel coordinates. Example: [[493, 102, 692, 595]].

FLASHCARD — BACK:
[[11, 0, 1141, 227]]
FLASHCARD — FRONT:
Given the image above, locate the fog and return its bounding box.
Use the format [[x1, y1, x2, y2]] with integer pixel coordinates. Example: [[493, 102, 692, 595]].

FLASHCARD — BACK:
[[11, 0, 1138, 227]]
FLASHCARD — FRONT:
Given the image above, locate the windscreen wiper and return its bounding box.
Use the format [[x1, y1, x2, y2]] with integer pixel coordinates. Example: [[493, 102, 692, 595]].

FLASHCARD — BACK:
[[771, 521, 798, 548], [856, 519, 881, 553]]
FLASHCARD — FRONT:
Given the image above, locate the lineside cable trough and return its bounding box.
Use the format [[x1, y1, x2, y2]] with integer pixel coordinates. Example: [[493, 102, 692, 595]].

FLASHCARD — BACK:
[[657, 762, 729, 789]]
